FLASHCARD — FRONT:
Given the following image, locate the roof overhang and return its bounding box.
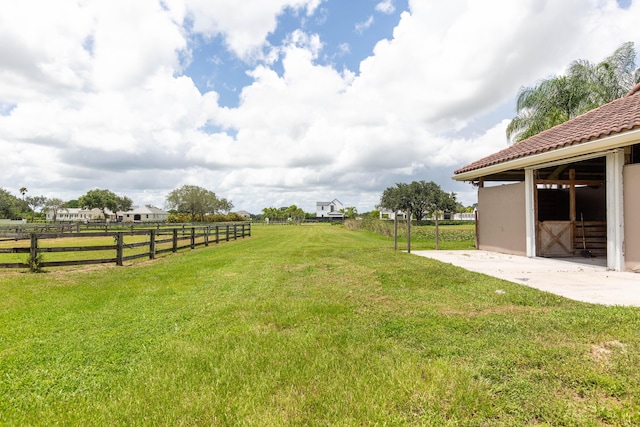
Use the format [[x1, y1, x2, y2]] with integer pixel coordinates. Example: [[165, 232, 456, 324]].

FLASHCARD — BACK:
[[453, 127, 640, 182]]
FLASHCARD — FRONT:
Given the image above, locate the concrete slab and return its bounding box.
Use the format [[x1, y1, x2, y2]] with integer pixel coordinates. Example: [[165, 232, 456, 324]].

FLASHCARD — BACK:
[[411, 250, 640, 306]]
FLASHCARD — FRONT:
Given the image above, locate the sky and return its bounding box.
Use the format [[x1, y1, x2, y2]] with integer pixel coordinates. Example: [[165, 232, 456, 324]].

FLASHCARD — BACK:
[[1, 0, 639, 215]]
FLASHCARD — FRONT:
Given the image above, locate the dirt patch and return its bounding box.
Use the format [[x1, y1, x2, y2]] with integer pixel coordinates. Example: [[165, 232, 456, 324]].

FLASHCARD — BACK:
[[590, 340, 627, 365]]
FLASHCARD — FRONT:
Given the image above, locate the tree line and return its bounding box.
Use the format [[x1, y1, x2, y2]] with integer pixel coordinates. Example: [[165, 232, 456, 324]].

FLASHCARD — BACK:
[[0, 185, 235, 223]]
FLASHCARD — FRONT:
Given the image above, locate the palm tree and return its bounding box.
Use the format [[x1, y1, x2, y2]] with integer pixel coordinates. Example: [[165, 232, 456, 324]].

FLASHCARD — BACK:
[[507, 42, 640, 144]]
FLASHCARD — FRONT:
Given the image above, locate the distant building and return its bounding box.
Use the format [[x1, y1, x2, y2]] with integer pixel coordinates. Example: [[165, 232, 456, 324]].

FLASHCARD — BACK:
[[235, 210, 252, 218], [117, 205, 169, 222], [46, 205, 169, 222], [316, 199, 344, 219], [46, 207, 110, 222], [379, 209, 408, 220]]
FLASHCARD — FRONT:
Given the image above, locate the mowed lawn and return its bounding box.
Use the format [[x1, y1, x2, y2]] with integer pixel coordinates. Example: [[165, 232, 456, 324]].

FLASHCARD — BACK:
[[1, 225, 639, 426]]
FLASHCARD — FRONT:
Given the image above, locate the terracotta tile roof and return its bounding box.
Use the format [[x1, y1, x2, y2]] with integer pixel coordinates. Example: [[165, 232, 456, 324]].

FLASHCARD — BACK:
[[455, 83, 640, 175]]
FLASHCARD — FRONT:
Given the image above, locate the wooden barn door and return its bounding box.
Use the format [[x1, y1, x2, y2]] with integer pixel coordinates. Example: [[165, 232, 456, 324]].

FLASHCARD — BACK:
[[538, 221, 573, 257]]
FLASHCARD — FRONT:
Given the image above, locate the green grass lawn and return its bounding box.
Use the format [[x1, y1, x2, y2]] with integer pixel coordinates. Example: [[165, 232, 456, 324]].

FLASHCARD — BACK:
[[1, 224, 639, 425]]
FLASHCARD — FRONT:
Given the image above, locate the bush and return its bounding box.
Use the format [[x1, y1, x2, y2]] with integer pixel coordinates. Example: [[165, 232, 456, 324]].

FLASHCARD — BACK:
[[345, 218, 475, 242], [167, 212, 248, 223]]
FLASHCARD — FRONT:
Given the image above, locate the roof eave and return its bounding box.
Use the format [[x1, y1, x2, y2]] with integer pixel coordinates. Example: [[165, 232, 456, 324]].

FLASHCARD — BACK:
[[453, 127, 640, 182]]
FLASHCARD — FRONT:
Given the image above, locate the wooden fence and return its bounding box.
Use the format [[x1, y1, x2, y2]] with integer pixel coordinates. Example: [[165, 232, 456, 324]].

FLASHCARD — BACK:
[[0, 223, 250, 270]]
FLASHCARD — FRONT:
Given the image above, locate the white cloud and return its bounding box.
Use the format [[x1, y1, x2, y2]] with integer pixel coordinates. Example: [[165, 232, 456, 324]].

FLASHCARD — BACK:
[[375, 0, 395, 14], [1, 0, 639, 213], [355, 16, 375, 35], [183, 0, 323, 60]]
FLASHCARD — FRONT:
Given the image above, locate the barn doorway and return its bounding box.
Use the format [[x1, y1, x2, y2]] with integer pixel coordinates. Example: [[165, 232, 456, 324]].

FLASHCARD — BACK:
[[535, 157, 606, 258]]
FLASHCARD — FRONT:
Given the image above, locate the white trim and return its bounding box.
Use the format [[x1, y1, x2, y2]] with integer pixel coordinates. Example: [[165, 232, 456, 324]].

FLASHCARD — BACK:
[[524, 169, 536, 257], [606, 150, 625, 271], [520, 150, 615, 171], [453, 128, 640, 181]]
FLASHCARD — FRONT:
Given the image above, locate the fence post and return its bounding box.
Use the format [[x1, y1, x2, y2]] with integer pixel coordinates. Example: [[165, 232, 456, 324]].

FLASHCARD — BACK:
[[204, 226, 209, 247], [191, 227, 195, 249], [226, 225, 230, 242], [116, 232, 123, 266], [149, 230, 156, 260], [215, 225, 219, 244], [233, 224, 237, 240], [247, 223, 251, 237], [172, 229, 178, 252], [29, 233, 38, 271]]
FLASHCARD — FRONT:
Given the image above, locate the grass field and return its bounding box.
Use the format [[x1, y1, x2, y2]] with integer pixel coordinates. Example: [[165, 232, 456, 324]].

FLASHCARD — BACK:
[[1, 224, 639, 425]]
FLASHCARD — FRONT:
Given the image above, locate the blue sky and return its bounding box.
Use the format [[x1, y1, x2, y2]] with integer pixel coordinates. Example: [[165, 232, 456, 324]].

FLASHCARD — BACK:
[[186, 0, 409, 108], [1, 0, 639, 213]]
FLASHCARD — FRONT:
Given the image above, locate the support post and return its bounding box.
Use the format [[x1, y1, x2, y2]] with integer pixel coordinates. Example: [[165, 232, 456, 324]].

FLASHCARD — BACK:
[[29, 233, 38, 271], [606, 150, 625, 271], [149, 230, 156, 260], [116, 232, 123, 266], [172, 229, 178, 252], [525, 168, 537, 257], [406, 209, 411, 254], [435, 211, 440, 250], [393, 213, 398, 251]]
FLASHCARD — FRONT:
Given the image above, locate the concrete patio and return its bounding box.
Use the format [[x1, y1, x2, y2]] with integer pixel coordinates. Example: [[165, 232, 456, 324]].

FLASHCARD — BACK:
[[411, 250, 640, 306]]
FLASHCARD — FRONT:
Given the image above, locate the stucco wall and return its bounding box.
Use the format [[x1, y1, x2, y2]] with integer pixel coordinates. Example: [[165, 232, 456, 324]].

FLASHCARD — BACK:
[[478, 182, 526, 256], [624, 164, 640, 272]]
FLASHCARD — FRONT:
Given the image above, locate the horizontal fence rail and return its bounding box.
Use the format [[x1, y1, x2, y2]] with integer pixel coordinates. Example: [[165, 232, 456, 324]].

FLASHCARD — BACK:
[[0, 223, 251, 270]]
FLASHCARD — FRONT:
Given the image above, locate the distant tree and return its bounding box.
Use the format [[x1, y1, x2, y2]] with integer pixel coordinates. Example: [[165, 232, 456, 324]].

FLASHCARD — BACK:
[[261, 205, 306, 222], [64, 199, 80, 208], [166, 185, 230, 222], [261, 207, 280, 221], [341, 206, 358, 219], [18, 187, 28, 211], [0, 188, 23, 219], [380, 181, 456, 252], [284, 205, 305, 220], [214, 197, 234, 214], [44, 198, 66, 221], [117, 195, 133, 212], [25, 195, 47, 222], [78, 189, 129, 220]]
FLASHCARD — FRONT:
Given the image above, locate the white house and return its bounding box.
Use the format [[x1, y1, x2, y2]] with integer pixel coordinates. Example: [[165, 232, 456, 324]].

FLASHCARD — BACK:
[[47, 205, 169, 222], [117, 205, 170, 222], [47, 207, 110, 222], [316, 199, 345, 218]]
